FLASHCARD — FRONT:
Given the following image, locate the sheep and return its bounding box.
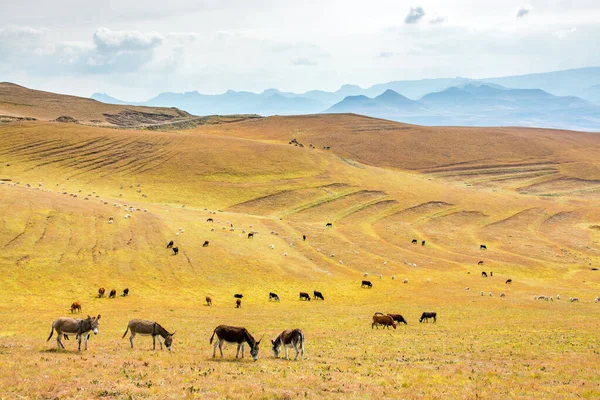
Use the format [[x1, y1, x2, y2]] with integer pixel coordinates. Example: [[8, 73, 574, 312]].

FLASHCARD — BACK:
[[550, 296, 554, 301], [557, 295, 560, 300], [379, 274, 382, 279], [108, 220, 113, 224], [594, 297, 599, 303], [284, 252, 288, 257], [339, 260, 344, 265], [330, 254, 335, 258], [481, 291, 484, 296], [269, 244, 275, 249], [427, 278, 430, 283], [124, 214, 131, 219], [108, 216, 114, 222], [569, 297, 579, 302], [383, 261, 387, 266], [363, 273, 369, 277], [465, 287, 469, 290], [391, 275, 395, 280], [489, 292, 493, 297], [500, 293, 506, 297], [403, 279, 408, 284], [143, 209, 148, 212]]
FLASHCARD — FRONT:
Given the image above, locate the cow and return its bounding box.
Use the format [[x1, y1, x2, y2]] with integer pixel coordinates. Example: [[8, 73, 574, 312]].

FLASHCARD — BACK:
[[210, 325, 262, 360], [70, 301, 81, 314], [490, 271, 493, 277], [411, 239, 417, 244], [206, 296, 212, 306], [269, 292, 280, 302], [325, 223, 332, 227], [419, 312, 437, 323], [207, 218, 213, 223], [505, 279, 512, 284], [478, 261, 484, 265], [480, 244, 487, 250], [372, 314, 397, 329], [247, 232, 254, 239], [361, 280, 373, 288], [122, 319, 175, 351], [98, 287, 105, 298], [121, 288, 129, 297], [109, 289, 116, 298], [299, 292, 311, 301], [387, 314, 408, 325], [271, 329, 305, 360], [421, 240, 426, 246], [203, 240, 209, 247], [172, 247, 179, 255], [302, 235, 306, 241], [166, 240, 174, 249], [234, 294, 243, 299], [481, 271, 488, 277], [236, 299, 242, 308], [500, 293, 506, 297], [47, 315, 101, 351], [313, 290, 324, 300]]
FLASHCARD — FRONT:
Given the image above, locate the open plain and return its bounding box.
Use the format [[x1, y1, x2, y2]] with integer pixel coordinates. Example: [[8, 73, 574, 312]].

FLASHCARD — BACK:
[[0, 85, 599, 399]]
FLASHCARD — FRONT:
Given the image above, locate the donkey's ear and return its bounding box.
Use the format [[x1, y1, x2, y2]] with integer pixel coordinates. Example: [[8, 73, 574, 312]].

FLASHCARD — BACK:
[[171, 331, 176, 336], [271, 340, 275, 344], [87, 315, 91, 319], [97, 314, 101, 320]]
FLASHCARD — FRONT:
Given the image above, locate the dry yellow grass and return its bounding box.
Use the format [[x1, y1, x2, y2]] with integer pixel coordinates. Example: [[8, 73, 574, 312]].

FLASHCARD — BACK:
[[0, 109, 599, 399]]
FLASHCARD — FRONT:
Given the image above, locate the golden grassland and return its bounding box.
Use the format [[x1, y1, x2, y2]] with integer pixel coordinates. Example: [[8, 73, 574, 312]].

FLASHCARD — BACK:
[[0, 111, 600, 399]]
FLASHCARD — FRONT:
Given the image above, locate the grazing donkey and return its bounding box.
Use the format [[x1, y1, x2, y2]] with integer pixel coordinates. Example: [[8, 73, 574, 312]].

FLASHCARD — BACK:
[[47, 315, 101, 351], [122, 319, 176, 351], [210, 325, 262, 360], [271, 329, 305, 360]]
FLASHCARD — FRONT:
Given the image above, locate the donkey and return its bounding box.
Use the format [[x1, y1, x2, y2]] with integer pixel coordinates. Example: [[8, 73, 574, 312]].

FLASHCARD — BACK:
[[122, 319, 176, 351], [47, 315, 101, 351], [271, 329, 305, 360], [210, 325, 262, 360]]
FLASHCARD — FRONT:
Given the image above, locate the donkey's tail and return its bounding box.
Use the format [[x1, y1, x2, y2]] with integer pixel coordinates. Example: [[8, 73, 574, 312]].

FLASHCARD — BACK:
[[209, 328, 217, 344], [47, 325, 55, 342], [122, 326, 129, 339]]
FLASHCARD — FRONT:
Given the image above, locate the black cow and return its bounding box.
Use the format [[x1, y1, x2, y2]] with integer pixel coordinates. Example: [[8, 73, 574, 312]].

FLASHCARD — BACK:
[[269, 292, 280, 302], [247, 232, 254, 239], [234, 294, 243, 299], [203, 240, 209, 247], [412, 239, 417, 244], [478, 260, 484, 265], [387, 314, 408, 325], [490, 271, 493, 277], [421, 240, 426, 246], [109, 289, 116, 298], [506, 279, 512, 284], [207, 218, 213, 223], [361, 280, 373, 288], [481, 271, 488, 277], [313, 290, 324, 300], [166, 240, 174, 249], [299, 292, 311, 301], [172, 247, 179, 255], [480, 244, 487, 250], [419, 311, 437, 323], [122, 288, 129, 297], [303, 235, 306, 241], [325, 223, 332, 227]]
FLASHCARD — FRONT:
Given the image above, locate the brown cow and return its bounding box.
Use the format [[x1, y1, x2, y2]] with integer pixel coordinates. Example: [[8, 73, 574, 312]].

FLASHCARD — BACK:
[[70, 301, 81, 313], [236, 299, 242, 308], [98, 287, 105, 298], [206, 296, 212, 306], [372, 314, 397, 329], [109, 289, 116, 298]]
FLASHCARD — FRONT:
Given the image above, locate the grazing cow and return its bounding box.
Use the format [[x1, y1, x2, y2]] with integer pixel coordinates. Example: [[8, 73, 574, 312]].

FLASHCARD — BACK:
[[207, 218, 213, 223], [480, 244, 487, 250], [247, 232, 254, 239], [313, 290, 324, 300], [500, 293, 506, 297], [172, 247, 179, 255], [421, 240, 426, 246], [481, 271, 488, 278], [478, 261, 484, 265], [490, 271, 493, 277], [166, 240, 174, 249], [210, 325, 262, 360], [269, 292, 280, 302], [236, 299, 242, 308], [361, 280, 373, 288], [203, 240, 209, 247], [122, 288, 129, 297], [98, 287, 105, 298], [122, 319, 175, 351], [506, 279, 512, 284], [299, 292, 311, 301], [234, 294, 243, 299], [387, 314, 408, 325], [109, 289, 116, 298], [403, 279, 409, 284], [272, 329, 305, 360], [411, 239, 417, 244], [303, 235, 306, 241], [419, 312, 437, 323], [325, 223, 333, 227], [47, 315, 101, 351], [206, 296, 212, 306], [70, 301, 81, 314], [569, 297, 579, 302], [372, 314, 397, 329]]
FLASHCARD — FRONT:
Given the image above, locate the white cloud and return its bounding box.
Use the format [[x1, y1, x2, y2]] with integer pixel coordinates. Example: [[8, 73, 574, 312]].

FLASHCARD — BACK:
[[292, 57, 317, 66], [405, 6, 425, 24], [379, 52, 394, 58], [93, 27, 163, 52], [429, 16, 446, 24], [516, 4, 532, 18], [554, 27, 577, 38]]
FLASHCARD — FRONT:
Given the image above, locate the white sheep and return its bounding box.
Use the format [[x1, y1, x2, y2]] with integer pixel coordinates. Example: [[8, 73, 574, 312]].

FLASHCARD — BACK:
[[594, 297, 599, 303], [426, 278, 430, 283], [391, 275, 395, 280], [269, 244, 274, 249], [330, 254, 335, 258], [284, 252, 288, 257], [363, 273, 368, 277], [379, 274, 382, 279], [489, 292, 493, 297], [339, 260, 344, 265], [550, 296, 554, 301], [465, 287, 470, 290], [569, 297, 579, 302], [481, 291, 484, 296], [108, 220, 113, 224], [383, 261, 387, 266], [403, 279, 408, 284], [500, 293, 505, 297], [557, 295, 560, 300]]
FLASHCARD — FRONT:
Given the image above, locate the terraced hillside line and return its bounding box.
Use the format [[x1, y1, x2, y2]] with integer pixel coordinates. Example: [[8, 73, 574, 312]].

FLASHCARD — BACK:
[[421, 161, 560, 174], [0, 139, 62, 156], [517, 177, 600, 196], [288, 190, 386, 219]]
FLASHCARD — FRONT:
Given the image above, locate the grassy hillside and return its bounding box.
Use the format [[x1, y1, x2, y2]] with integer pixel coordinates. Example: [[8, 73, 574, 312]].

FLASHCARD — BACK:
[[0, 113, 599, 398]]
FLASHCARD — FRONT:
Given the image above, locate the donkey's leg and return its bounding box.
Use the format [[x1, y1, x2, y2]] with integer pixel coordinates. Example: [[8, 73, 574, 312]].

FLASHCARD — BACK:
[[157, 335, 163, 350], [83, 332, 89, 350], [241, 343, 245, 358], [57, 331, 65, 349], [129, 332, 136, 348], [236, 343, 241, 358], [219, 340, 224, 358], [152, 335, 156, 350], [293, 343, 299, 360]]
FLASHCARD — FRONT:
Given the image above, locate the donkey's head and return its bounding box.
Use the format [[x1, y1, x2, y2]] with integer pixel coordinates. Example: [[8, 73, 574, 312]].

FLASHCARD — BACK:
[[164, 331, 175, 351], [250, 335, 263, 361], [86, 314, 101, 335]]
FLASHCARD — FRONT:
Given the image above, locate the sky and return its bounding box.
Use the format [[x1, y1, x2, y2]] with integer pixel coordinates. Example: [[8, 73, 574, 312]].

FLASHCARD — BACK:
[[1, 0, 599, 101]]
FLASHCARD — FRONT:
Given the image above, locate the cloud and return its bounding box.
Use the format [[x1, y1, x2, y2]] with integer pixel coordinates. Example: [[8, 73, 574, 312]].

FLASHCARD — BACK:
[[405, 6, 425, 24], [516, 4, 532, 18], [379, 52, 394, 58], [292, 57, 317, 66], [554, 27, 577, 39], [93, 27, 163, 52], [429, 16, 446, 24]]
